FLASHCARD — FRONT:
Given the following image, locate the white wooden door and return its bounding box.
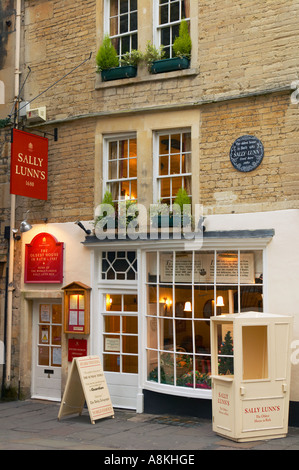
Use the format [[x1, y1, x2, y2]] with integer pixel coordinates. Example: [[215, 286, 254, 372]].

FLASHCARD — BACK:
[[31, 300, 62, 401], [101, 292, 138, 409]]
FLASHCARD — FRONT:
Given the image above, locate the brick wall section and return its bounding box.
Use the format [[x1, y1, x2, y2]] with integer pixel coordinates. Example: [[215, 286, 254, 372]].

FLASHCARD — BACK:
[[15, 120, 96, 225], [199, 93, 299, 213], [198, 0, 299, 96], [23, 0, 299, 119]]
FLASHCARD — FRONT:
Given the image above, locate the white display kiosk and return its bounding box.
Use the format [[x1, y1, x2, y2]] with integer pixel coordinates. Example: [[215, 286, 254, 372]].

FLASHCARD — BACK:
[[210, 312, 293, 442]]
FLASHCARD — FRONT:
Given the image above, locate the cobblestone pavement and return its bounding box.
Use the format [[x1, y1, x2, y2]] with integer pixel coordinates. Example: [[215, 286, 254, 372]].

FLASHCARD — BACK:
[[0, 399, 298, 453]]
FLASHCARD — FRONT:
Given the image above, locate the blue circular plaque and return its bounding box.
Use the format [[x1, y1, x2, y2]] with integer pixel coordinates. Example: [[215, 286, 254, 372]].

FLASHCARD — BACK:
[[230, 135, 264, 172]]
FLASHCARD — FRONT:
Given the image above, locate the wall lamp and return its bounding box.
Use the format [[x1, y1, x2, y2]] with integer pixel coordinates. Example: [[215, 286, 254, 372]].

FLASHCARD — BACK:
[[75, 220, 91, 235], [12, 210, 33, 240]]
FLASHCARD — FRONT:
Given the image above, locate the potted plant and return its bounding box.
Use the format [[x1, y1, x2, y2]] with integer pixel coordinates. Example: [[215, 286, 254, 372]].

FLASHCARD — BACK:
[[150, 201, 170, 228], [173, 187, 192, 227], [143, 41, 166, 72], [96, 35, 139, 81], [94, 190, 116, 230], [149, 20, 192, 74]]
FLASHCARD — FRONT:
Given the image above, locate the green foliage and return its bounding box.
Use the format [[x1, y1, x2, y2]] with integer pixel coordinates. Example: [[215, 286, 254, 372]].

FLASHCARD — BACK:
[[101, 190, 114, 207], [120, 49, 143, 67], [143, 41, 165, 70], [96, 34, 119, 71], [173, 187, 191, 212], [173, 19, 192, 58]]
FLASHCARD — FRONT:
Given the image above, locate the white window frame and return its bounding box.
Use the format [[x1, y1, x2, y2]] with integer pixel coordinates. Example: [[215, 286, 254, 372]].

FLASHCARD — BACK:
[[144, 248, 265, 399], [104, 0, 138, 57], [153, 0, 190, 58], [103, 133, 137, 203], [153, 128, 192, 208]]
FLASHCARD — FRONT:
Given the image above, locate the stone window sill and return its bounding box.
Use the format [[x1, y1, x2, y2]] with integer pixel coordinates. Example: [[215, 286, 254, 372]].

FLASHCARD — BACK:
[[95, 66, 199, 90]]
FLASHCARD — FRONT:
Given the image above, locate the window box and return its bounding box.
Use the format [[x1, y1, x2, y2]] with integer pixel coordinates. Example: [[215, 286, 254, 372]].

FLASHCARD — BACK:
[[151, 214, 191, 228], [101, 65, 137, 82], [151, 56, 190, 74]]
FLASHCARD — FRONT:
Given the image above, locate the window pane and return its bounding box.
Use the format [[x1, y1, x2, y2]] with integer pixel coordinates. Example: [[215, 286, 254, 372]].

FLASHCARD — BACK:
[[109, 294, 122, 311], [52, 325, 61, 346], [103, 354, 120, 372], [175, 320, 192, 352], [124, 294, 138, 312], [194, 321, 210, 353], [160, 178, 170, 200], [160, 351, 174, 384], [170, 154, 180, 174], [129, 158, 137, 178], [160, 318, 173, 349], [216, 287, 239, 315], [170, 1, 180, 22], [240, 285, 263, 312], [194, 286, 214, 319], [123, 335, 138, 354], [38, 346, 49, 366], [176, 353, 192, 386], [104, 315, 120, 333], [52, 305, 62, 324], [120, 0, 128, 14], [217, 323, 234, 376], [110, 16, 118, 35], [159, 155, 169, 175], [130, 11, 137, 31], [216, 251, 239, 284], [123, 355, 138, 373], [159, 286, 173, 316], [160, 4, 169, 24], [147, 350, 158, 382], [123, 315, 138, 333]]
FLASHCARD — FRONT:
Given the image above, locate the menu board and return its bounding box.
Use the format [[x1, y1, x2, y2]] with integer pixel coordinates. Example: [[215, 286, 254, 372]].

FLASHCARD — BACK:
[[58, 355, 114, 424]]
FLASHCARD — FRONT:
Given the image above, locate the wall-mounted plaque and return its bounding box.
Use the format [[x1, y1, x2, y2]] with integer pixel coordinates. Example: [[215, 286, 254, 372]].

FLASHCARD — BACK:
[[25, 232, 63, 283], [230, 135, 264, 172]]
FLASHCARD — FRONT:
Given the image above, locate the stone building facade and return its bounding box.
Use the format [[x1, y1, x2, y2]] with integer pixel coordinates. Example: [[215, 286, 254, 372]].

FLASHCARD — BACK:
[[1, 0, 299, 426]]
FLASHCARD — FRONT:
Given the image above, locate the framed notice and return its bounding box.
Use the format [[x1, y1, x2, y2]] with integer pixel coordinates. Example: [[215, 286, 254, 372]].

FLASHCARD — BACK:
[[58, 355, 114, 424], [160, 253, 255, 284], [25, 233, 64, 284]]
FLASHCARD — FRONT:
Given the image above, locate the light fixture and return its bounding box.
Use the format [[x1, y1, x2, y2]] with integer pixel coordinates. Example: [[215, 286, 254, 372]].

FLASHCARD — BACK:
[[106, 295, 112, 310], [184, 301, 192, 312], [12, 229, 21, 241], [75, 220, 91, 235], [20, 210, 32, 233], [216, 296, 225, 307]]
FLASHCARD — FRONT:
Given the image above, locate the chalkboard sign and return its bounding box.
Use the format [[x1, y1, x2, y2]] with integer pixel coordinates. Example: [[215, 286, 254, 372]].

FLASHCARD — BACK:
[[230, 135, 264, 172], [58, 355, 114, 424]]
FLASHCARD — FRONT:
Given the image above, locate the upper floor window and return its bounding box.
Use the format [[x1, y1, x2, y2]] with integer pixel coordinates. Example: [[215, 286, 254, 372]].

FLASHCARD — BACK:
[[108, 0, 138, 57], [156, 0, 190, 58], [104, 134, 137, 203], [155, 129, 191, 207]]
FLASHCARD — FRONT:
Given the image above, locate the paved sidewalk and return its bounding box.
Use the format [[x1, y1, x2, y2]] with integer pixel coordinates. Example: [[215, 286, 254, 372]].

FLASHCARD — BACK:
[[0, 399, 299, 451]]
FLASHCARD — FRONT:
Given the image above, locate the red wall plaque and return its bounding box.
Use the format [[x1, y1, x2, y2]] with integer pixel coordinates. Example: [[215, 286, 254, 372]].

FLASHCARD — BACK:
[[25, 232, 64, 283], [10, 128, 48, 200], [68, 339, 88, 362]]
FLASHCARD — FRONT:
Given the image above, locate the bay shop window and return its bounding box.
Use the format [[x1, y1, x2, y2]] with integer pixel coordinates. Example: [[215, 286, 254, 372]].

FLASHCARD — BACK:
[[146, 250, 263, 393]]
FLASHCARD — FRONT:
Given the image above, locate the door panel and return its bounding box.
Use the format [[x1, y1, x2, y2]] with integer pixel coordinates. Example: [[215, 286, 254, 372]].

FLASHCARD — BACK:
[[102, 292, 138, 409], [32, 300, 62, 401]]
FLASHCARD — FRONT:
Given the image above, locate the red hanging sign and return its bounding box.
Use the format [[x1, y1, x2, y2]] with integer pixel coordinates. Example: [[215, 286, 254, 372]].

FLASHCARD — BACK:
[[25, 232, 64, 283], [10, 128, 48, 200]]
